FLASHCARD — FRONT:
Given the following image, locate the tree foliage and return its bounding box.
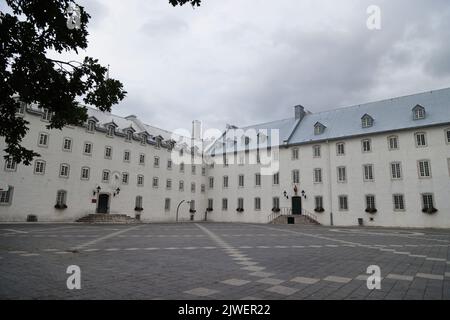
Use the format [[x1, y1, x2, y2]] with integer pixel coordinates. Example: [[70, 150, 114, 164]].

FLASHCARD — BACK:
[[0, 0, 201, 166]]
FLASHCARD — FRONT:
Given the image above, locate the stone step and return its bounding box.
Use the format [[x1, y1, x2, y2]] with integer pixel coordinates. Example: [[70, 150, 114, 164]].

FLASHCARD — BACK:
[[76, 214, 140, 224], [271, 215, 320, 225]]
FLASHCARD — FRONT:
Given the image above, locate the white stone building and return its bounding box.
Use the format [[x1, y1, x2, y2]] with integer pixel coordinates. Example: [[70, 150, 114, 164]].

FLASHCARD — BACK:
[[1, 88, 450, 228]]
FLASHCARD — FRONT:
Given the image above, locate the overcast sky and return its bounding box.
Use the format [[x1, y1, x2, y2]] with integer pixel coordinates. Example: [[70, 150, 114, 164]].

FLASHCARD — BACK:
[[7, 0, 450, 132]]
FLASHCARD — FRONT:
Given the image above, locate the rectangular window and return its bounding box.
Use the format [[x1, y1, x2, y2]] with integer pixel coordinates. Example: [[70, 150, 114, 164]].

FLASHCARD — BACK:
[[237, 198, 244, 209], [59, 164, 70, 178], [223, 155, 228, 167], [152, 177, 159, 188], [255, 173, 261, 187], [418, 160, 431, 178], [313, 168, 322, 183], [391, 162, 402, 180], [167, 159, 172, 170], [192, 165, 196, 175], [153, 156, 159, 167], [84, 142, 93, 155], [179, 180, 184, 191], [38, 133, 49, 147], [422, 194, 434, 210], [120, 151, 129, 162], [137, 175, 144, 186], [34, 160, 46, 174], [4, 157, 17, 172], [105, 146, 112, 159], [0, 186, 13, 205], [238, 174, 244, 187], [56, 190, 67, 206], [136, 153, 144, 165], [81, 167, 90, 180], [313, 145, 321, 158], [292, 148, 299, 160], [166, 179, 172, 190], [415, 132, 427, 147], [102, 170, 110, 183], [337, 166, 347, 183], [363, 164, 374, 181], [107, 125, 115, 137], [164, 198, 171, 211], [202, 167, 206, 176], [393, 194, 405, 211], [292, 170, 300, 184], [272, 197, 280, 210], [339, 195, 348, 211], [388, 136, 399, 150], [122, 172, 129, 184], [336, 143, 345, 156], [366, 195, 376, 210], [87, 121, 95, 133], [208, 198, 214, 210], [222, 198, 228, 211], [201, 184, 206, 193], [209, 177, 214, 189], [42, 109, 52, 121], [135, 196, 143, 209], [62, 138, 72, 151], [254, 197, 261, 210], [446, 129, 450, 144], [273, 172, 279, 185], [362, 139, 371, 152], [191, 182, 196, 193], [315, 196, 323, 210], [223, 176, 229, 188]]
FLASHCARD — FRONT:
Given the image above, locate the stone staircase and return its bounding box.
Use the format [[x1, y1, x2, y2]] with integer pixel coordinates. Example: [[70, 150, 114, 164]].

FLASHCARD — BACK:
[[271, 214, 320, 225], [76, 214, 140, 224]]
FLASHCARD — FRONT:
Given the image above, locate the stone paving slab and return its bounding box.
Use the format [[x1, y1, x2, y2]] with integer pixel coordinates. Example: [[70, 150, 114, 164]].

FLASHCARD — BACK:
[[1, 223, 450, 300]]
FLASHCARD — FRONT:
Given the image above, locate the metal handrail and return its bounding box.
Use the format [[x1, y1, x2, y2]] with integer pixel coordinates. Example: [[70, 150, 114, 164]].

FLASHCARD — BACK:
[[302, 208, 318, 224]]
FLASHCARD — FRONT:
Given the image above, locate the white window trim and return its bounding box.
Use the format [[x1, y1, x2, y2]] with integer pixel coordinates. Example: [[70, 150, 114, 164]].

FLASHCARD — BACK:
[[417, 159, 432, 179], [38, 132, 49, 148], [59, 164, 70, 178], [338, 195, 349, 211], [4, 157, 17, 172], [80, 167, 90, 181], [445, 129, 450, 145], [102, 170, 110, 183], [387, 135, 399, 151], [122, 172, 129, 185], [337, 166, 347, 183], [390, 162, 403, 180], [393, 194, 406, 212], [414, 132, 428, 148], [34, 160, 46, 175], [0, 186, 14, 206], [421, 193, 435, 210], [313, 145, 321, 158], [62, 137, 73, 152], [363, 164, 374, 182], [152, 177, 159, 188], [104, 146, 113, 159], [361, 139, 372, 153], [83, 142, 93, 156], [336, 142, 345, 156], [313, 168, 322, 184]]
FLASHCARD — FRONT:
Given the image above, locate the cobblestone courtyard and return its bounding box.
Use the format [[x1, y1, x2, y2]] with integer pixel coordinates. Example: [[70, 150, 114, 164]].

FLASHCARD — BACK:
[[0, 223, 449, 300]]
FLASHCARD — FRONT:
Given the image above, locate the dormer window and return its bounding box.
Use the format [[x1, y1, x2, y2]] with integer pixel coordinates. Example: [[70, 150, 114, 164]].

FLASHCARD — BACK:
[[107, 125, 115, 137], [125, 130, 133, 142], [141, 134, 147, 146], [42, 108, 52, 121], [155, 136, 162, 149], [314, 122, 326, 135], [87, 120, 96, 133], [413, 105, 426, 120], [361, 114, 374, 128]]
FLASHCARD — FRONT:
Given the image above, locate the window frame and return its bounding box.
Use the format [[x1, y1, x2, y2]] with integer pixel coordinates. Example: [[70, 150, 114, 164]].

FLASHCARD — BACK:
[[387, 135, 399, 151], [336, 142, 345, 156], [417, 159, 432, 178], [393, 194, 405, 211], [338, 195, 349, 211], [363, 164, 374, 182], [414, 132, 427, 148], [83, 142, 93, 156], [390, 162, 403, 180], [4, 157, 17, 172], [59, 163, 70, 178], [361, 139, 372, 153], [62, 137, 73, 152], [38, 132, 49, 148], [0, 186, 14, 206], [102, 170, 110, 183], [313, 145, 321, 158], [337, 166, 347, 183], [81, 167, 90, 181], [34, 160, 46, 175], [104, 146, 113, 159]]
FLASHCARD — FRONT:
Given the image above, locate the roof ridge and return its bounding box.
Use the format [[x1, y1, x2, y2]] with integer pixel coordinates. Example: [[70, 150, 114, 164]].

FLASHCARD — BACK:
[[310, 87, 450, 115], [240, 116, 294, 129]]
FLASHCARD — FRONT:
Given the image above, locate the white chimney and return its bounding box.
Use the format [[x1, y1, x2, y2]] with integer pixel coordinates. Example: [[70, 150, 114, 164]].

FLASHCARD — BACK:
[[192, 120, 202, 140]]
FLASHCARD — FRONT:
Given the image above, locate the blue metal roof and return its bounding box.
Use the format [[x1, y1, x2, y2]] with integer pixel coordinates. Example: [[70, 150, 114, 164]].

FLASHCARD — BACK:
[[288, 87, 450, 145]]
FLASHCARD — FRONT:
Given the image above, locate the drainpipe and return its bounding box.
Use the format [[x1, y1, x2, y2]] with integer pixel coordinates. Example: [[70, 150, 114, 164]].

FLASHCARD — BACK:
[[326, 140, 334, 226]]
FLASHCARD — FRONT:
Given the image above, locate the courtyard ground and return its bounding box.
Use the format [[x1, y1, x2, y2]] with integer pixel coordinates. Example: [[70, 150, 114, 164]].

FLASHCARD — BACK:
[[0, 222, 449, 300]]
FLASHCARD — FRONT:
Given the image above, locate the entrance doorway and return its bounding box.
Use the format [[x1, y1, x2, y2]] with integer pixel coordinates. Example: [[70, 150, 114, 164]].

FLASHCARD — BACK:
[[97, 193, 110, 213], [292, 196, 302, 215]]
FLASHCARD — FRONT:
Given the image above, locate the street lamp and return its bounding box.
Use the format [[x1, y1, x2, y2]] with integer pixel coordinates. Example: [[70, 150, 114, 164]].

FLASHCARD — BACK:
[[176, 200, 191, 222]]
